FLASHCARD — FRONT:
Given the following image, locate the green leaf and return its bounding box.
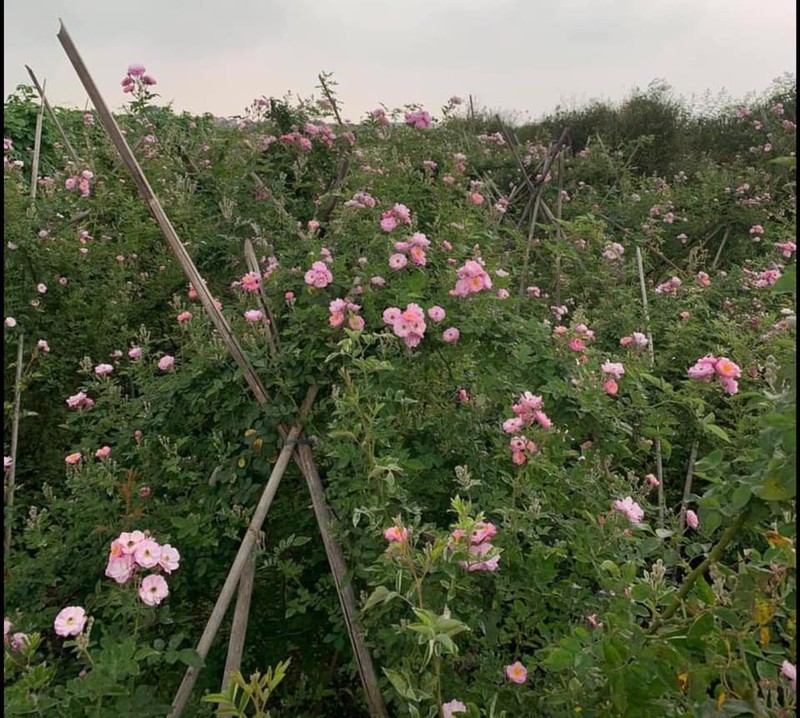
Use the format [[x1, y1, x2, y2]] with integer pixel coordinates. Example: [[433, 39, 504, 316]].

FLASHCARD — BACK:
[[753, 474, 796, 501], [177, 648, 205, 667], [542, 647, 573, 671], [771, 264, 796, 293], [703, 423, 731, 443], [363, 585, 400, 611]]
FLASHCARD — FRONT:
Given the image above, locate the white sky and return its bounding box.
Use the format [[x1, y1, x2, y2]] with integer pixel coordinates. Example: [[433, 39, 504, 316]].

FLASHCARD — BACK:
[[3, 0, 797, 122]]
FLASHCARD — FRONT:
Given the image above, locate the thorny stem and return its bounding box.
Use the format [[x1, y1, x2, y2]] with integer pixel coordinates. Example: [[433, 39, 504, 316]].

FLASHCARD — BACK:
[[649, 509, 749, 633]]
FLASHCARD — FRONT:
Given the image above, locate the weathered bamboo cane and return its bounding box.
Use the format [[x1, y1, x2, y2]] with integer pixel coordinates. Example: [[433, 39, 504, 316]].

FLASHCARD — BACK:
[[4, 336, 25, 558], [29, 82, 46, 203], [220, 552, 256, 693], [25, 65, 81, 166]]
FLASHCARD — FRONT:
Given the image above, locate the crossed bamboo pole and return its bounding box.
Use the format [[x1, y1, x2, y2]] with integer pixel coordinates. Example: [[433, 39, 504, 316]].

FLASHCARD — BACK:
[[55, 21, 388, 718]]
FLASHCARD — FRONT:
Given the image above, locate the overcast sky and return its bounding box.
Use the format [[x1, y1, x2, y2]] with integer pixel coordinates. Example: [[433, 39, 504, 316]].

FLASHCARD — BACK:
[[3, 0, 796, 122]]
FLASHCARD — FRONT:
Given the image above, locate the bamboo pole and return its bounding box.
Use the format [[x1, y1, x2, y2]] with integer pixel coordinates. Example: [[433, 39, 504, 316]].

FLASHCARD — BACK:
[[4, 336, 25, 557], [712, 226, 731, 270], [169, 387, 316, 717], [221, 553, 256, 693], [677, 440, 699, 535], [29, 81, 46, 203], [293, 443, 389, 718], [635, 245, 665, 526], [24, 65, 81, 166]]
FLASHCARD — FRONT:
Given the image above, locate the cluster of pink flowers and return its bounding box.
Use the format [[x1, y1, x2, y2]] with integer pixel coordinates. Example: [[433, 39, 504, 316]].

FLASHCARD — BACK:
[[344, 191, 377, 209], [602, 242, 625, 261], [775, 241, 796, 259], [121, 63, 156, 93], [233, 271, 261, 293], [404, 110, 432, 129], [450, 259, 492, 297], [687, 355, 741, 395], [620, 332, 648, 348], [105, 530, 180, 606], [502, 392, 553, 437], [370, 108, 389, 126], [304, 260, 333, 288], [655, 276, 682, 295], [477, 132, 506, 145], [613, 496, 644, 524], [508, 435, 538, 465], [601, 361, 625, 395], [553, 323, 596, 357], [494, 197, 510, 214], [453, 521, 500, 572], [329, 298, 365, 330], [742, 267, 783, 289], [64, 170, 94, 198], [66, 391, 94, 410], [389, 232, 430, 268], [380, 203, 412, 233], [383, 303, 426, 348]]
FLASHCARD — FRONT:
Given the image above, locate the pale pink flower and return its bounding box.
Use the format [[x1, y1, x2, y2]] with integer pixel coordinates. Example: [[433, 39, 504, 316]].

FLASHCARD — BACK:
[[304, 260, 333, 288], [409, 245, 427, 266], [5, 317, 17, 327], [506, 661, 528, 684], [95, 446, 111, 459], [384, 526, 409, 542], [134, 539, 161, 568], [4, 456, 12, 471], [688, 355, 717, 380], [601, 361, 625, 379], [127, 63, 146, 77], [139, 574, 169, 606], [65, 452, 82, 465], [587, 614, 604, 629], [389, 253, 408, 270], [37, 339, 50, 353], [697, 271, 711, 287], [442, 327, 460, 343], [128, 346, 142, 359], [158, 355, 175, 371], [37, 283, 47, 294], [105, 553, 135, 584], [427, 306, 446, 323], [177, 311, 192, 324], [685, 510, 699, 530], [603, 378, 619, 396], [94, 363, 114, 376], [631, 332, 648, 347], [442, 700, 467, 718], [54, 606, 87, 637], [370, 276, 386, 286], [775, 241, 796, 258], [646, 473, 660, 487], [157, 544, 180, 573], [244, 309, 264, 323], [781, 661, 796, 692], [10, 632, 28, 652], [613, 497, 644, 524], [119, 531, 145, 554], [469, 192, 485, 205], [404, 110, 432, 129], [715, 357, 741, 379]]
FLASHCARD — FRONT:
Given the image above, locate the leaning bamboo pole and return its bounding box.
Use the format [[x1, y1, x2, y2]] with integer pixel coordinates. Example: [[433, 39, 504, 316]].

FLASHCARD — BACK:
[[4, 336, 25, 558], [25, 65, 81, 165], [29, 81, 46, 203]]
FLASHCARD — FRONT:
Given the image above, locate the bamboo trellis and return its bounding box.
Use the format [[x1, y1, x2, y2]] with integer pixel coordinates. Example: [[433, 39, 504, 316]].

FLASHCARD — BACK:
[[55, 21, 388, 718]]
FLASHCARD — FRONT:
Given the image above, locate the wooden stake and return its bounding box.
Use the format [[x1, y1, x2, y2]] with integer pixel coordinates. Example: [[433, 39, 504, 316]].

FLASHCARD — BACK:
[[29, 82, 46, 203], [4, 335, 25, 557], [169, 388, 317, 717], [635, 245, 665, 526], [220, 531, 256, 692], [25, 65, 81, 166], [293, 444, 389, 718]]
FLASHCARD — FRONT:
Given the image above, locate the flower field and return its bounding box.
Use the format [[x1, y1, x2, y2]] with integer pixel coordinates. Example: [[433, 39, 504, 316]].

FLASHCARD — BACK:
[[3, 60, 797, 717]]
